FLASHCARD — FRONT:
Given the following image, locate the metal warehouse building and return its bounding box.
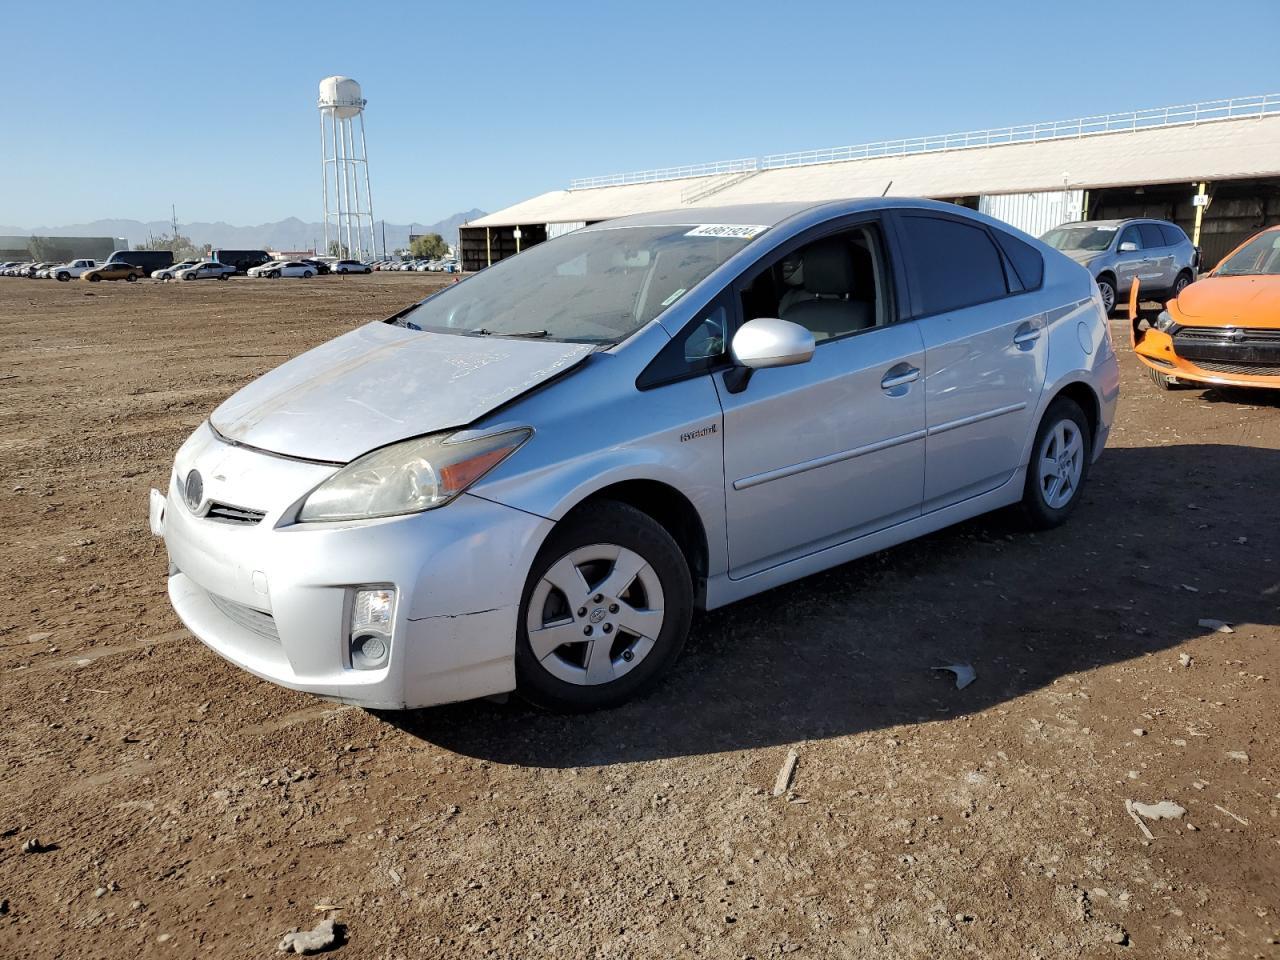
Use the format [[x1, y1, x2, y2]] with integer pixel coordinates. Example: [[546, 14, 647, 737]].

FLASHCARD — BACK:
[[460, 95, 1280, 272]]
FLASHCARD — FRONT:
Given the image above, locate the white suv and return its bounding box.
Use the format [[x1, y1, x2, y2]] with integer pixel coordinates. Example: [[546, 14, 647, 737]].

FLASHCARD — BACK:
[[53, 259, 97, 281]]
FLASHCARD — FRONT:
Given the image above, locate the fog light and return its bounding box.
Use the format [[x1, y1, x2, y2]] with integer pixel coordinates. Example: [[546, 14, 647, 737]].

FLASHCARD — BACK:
[[349, 587, 395, 670]]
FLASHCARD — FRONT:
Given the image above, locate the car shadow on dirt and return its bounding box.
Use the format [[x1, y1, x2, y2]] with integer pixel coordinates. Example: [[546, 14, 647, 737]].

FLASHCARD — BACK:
[[382, 443, 1279, 768]]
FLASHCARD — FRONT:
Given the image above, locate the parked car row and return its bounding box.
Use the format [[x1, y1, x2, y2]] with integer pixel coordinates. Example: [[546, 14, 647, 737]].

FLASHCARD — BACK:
[[371, 257, 459, 272], [2, 254, 379, 283]]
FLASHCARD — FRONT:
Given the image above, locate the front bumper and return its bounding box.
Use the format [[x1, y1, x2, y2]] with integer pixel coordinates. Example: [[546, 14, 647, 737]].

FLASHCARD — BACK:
[[153, 423, 552, 708], [1134, 327, 1280, 389]]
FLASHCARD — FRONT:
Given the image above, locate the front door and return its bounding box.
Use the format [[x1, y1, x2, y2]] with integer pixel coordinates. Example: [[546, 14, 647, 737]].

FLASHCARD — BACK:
[[717, 220, 927, 578]]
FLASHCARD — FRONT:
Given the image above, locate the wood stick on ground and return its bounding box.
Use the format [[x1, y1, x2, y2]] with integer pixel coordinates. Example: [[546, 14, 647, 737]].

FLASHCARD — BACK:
[[1124, 799, 1155, 840], [772, 748, 799, 797]]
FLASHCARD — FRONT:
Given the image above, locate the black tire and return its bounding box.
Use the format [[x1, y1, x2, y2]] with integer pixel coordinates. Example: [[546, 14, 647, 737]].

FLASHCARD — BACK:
[[183, 273, 195, 281], [56, 273, 69, 282], [303, 270, 314, 278], [515, 501, 694, 712], [218, 273, 229, 281], [1096, 275, 1117, 315], [88, 274, 101, 282], [1019, 396, 1092, 530], [1147, 365, 1180, 390], [268, 270, 280, 279], [1168, 271, 1193, 303]]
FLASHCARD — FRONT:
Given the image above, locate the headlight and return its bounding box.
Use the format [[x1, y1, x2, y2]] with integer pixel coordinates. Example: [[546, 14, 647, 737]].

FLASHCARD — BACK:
[[297, 428, 531, 522], [1154, 310, 1178, 334]]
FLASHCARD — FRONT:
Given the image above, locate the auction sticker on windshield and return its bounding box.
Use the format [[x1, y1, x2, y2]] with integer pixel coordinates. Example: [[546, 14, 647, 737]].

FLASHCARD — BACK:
[[685, 224, 769, 239]]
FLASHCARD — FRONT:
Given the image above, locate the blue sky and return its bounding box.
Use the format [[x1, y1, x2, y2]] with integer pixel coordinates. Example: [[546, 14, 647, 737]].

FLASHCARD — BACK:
[[7, 0, 1279, 227]]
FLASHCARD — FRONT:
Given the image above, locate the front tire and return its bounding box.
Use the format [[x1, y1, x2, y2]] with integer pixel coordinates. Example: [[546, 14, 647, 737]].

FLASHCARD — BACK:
[[515, 501, 693, 712], [1020, 397, 1092, 530], [1148, 365, 1181, 390], [1096, 275, 1117, 315]]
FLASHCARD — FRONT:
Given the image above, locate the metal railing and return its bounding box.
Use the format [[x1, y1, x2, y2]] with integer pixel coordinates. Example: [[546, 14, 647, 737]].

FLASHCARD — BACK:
[[567, 94, 1280, 190], [569, 157, 758, 191]]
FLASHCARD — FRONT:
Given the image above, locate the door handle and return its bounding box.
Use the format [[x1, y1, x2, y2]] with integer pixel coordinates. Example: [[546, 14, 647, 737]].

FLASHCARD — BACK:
[[1013, 324, 1042, 346], [880, 365, 920, 390]]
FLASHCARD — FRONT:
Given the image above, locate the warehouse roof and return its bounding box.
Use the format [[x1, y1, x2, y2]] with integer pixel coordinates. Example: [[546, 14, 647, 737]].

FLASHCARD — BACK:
[[468, 104, 1280, 229]]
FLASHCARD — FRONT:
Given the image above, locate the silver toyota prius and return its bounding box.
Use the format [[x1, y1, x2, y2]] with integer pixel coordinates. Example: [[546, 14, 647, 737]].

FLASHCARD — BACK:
[[150, 199, 1119, 711]]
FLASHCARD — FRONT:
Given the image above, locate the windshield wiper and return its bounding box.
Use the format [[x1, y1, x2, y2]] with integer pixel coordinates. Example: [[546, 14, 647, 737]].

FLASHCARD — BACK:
[[468, 328, 551, 339]]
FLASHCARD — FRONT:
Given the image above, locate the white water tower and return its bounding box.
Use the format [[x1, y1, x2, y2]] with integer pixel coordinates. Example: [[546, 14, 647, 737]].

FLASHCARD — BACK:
[[318, 76, 377, 259]]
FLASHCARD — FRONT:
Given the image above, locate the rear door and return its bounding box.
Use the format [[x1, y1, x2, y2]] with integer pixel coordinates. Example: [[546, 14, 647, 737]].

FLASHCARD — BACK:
[[1138, 222, 1174, 292], [891, 211, 1050, 511]]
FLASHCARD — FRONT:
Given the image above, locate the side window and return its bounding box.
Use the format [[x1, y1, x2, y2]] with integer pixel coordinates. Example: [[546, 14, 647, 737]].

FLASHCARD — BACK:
[[898, 214, 1009, 316], [991, 228, 1045, 291], [1159, 223, 1187, 247], [1117, 225, 1143, 250], [1138, 223, 1166, 248], [738, 222, 888, 344], [636, 298, 730, 390]]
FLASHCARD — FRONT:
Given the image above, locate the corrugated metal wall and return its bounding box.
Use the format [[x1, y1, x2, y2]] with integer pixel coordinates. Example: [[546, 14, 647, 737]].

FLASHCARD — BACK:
[[546, 221, 587, 239], [979, 190, 1084, 238]]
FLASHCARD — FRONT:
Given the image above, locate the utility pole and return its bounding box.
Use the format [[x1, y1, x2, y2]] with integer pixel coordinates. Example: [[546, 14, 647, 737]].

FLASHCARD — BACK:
[[171, 204, 179, 240]]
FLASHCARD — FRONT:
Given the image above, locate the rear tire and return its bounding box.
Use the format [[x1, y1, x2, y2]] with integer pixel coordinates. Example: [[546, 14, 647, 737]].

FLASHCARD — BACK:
[[1020, 396, 1092, 530], [515, 501, 693, 712], [126, 273, 137, 282], [303, 270, 314, 278], [56, 273, 69, 282], [88, 274, 101, 282], [218, 273, 229, 281]]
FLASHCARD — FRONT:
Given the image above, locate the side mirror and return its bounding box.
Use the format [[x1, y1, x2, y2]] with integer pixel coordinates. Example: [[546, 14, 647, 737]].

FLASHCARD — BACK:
[[731, 317, 815, 369], [724, 317, 815, 393], [1118, 241, 1139, 253]]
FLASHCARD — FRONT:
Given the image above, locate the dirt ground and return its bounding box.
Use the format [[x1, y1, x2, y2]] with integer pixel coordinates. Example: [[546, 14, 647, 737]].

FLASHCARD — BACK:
[[0, 273, 1277, 959]]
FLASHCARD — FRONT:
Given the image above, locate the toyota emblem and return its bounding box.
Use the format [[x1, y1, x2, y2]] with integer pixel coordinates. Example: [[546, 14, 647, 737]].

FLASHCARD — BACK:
[[184, 470, 204, 512]]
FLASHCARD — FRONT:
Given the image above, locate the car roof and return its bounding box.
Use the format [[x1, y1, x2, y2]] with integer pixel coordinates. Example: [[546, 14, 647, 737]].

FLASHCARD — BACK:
[[1055, 218, 1173, 229]]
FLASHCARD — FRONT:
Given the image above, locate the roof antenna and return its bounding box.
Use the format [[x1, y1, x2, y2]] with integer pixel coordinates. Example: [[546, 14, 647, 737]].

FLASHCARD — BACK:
[[881, 180, 894, 197]]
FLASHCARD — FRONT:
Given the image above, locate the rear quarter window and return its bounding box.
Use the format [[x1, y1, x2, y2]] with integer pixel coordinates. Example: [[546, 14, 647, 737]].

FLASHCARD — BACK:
[[1159, 223, 1188, 247], [991, 229, 1044, 291]]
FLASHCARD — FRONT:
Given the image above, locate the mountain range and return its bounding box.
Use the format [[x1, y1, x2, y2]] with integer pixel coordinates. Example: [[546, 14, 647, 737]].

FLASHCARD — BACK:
[[0, 209, 486, 252]]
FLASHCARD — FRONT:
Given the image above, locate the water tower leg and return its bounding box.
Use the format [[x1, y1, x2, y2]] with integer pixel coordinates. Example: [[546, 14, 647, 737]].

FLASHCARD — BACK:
[[359, 113, 375, 261], [319, 111, 331, 255]]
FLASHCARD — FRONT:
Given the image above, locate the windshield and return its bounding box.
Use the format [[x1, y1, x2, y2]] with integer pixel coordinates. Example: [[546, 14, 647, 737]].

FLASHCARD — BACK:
[[1041, 225, 1117, 252], [1217, 231, 1280, 276], [397, 224, 760, 343]]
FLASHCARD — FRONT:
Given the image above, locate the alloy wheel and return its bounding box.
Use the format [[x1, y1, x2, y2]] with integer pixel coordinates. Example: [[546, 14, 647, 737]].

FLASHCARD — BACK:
[[525, 543, 665, 686], [1038, 419, 1084, 510], [1097, 279, 1115, 313]]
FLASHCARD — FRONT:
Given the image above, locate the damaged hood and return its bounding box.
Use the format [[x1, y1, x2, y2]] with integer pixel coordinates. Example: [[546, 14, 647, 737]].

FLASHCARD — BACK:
[[210, 322, 592, 462], [1172, 275, 1280, 324]]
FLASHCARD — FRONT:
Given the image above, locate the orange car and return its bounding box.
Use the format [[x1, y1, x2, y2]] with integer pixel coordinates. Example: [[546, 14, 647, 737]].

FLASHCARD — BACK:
[[1133, 225, 1280, 390]]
